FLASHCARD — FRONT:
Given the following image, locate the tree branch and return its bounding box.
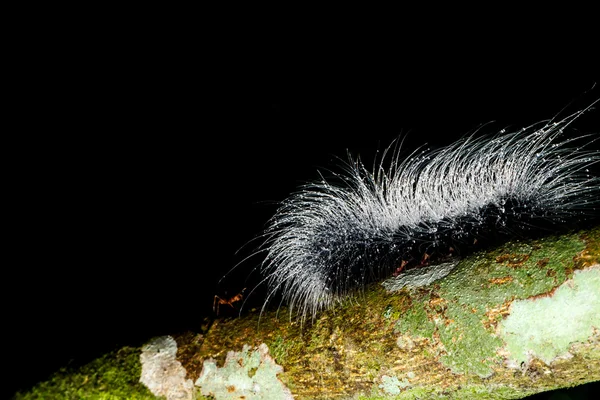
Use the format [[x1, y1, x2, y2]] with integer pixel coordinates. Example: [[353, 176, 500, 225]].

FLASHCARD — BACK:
[[182, 226, 600, 399]]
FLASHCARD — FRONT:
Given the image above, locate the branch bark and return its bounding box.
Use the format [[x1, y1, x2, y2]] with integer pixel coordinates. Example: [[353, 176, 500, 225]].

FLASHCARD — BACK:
[[16, 227, 600, 399], [180, 226, 600, 399]]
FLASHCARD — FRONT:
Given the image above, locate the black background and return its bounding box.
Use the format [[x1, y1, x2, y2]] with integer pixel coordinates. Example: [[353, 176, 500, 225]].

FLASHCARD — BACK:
[[6, 26, 600, 398]]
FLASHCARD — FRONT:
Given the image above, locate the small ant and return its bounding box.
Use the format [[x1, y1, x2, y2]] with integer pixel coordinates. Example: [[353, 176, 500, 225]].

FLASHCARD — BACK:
[[213, 288, 246, 316]]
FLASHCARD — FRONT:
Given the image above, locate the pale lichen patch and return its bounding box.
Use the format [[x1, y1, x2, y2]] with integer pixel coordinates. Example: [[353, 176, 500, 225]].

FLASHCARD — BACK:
[[195, 343, 293, 400], [498, 265, 600, 367], [139, 335, 194, 400]]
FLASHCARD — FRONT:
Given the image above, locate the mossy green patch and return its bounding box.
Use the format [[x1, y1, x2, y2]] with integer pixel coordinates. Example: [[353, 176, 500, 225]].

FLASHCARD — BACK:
[[394, 302, 435, 339], [267, 335, 288, 362], [437, 305, 503, 377], [14, 347, 158, 400]]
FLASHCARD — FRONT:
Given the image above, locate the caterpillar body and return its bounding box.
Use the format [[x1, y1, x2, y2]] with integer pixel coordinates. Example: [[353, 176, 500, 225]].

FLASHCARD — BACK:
[[258, 102, 599, 321]]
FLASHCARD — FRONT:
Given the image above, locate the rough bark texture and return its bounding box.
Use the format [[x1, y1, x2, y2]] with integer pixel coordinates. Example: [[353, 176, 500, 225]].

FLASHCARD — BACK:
[[16, 227, 600, 399], [181, 226, 600, 399]]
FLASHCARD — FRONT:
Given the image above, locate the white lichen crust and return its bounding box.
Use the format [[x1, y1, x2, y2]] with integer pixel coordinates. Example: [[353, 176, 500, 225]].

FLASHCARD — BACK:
[[499, 264, 600, 368], [196, 343, 293, 400], [139, 336, 194, 400]]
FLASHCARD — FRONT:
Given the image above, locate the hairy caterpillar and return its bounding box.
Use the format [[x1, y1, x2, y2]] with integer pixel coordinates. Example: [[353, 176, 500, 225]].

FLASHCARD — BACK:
[[257, 101, 599, 321]]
